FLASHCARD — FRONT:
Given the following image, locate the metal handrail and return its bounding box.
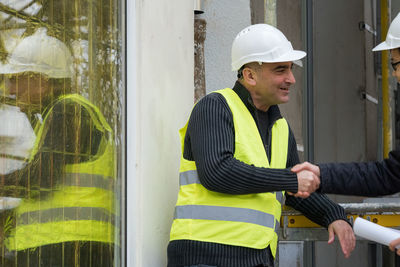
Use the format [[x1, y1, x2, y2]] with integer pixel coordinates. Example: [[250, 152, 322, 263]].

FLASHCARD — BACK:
[[282, 203, 400, 216]]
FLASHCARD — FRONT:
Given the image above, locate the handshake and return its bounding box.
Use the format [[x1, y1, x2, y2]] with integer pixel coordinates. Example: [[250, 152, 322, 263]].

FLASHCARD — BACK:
[[289, 162, 320, 198]]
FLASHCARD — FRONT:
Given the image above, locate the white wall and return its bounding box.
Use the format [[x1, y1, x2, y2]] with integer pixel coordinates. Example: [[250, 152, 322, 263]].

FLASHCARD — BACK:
[[127, 1, 194, 266], [200, 0, 251, 93]]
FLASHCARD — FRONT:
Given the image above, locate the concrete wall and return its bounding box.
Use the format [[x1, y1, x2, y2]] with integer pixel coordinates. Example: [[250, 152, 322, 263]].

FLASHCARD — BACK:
[[313, 0, 370, 202], [312, 0, 373, 266], [199, 0, 251, 93], [127, 1, 194, 266], [364, 0, 379, 161], [394, 3, 400, 18], [276, 0, 306, 161], [313, 0, 367, 165]]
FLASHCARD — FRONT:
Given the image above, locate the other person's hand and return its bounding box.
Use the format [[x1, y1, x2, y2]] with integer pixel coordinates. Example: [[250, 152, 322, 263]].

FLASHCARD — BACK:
[[328, 220, 356, 258], [291, 161, 320, 177], [389, 238, 400, 256]]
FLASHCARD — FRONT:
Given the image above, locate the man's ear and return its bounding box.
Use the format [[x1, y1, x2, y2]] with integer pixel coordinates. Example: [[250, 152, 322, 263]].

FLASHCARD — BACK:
[[242, 67, 257, 86]]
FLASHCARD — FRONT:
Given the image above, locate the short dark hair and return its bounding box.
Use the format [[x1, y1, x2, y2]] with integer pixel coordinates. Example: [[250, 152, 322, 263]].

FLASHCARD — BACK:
[[237, 65, 245, 79], [237, 62, 263, 80]]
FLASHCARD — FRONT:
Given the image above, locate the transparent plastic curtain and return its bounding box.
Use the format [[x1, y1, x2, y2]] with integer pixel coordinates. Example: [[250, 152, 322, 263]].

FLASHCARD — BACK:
[[0, 0, 123, 266]]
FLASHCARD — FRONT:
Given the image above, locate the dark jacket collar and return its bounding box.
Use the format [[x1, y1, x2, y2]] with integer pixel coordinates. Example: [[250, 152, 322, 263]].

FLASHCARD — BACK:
[[232, 80, 282, 124]]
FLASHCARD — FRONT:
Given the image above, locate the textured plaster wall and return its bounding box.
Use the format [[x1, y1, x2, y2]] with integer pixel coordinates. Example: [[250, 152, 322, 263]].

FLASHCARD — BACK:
[[200, 0, 251, 93]]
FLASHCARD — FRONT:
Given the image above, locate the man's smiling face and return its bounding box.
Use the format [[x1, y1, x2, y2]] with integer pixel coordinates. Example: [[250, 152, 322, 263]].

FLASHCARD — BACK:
[[251, 61, 296, 109]]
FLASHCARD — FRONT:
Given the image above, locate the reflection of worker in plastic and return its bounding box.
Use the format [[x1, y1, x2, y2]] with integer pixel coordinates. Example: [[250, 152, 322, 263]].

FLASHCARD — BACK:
[[291, 12, 400, 256], [0, 28, 116, 266]]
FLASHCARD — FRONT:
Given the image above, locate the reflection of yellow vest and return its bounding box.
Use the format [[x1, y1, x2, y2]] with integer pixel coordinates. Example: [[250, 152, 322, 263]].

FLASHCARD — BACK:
[[5, 94, 116, 251], [169, 88, 289, 257]]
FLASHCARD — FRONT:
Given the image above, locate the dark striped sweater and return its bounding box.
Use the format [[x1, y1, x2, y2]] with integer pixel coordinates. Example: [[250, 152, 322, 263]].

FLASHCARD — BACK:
[[167, 81, 347, 267]]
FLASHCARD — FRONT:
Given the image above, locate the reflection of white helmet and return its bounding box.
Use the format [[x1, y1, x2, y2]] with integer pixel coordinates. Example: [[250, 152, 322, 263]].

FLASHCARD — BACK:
[[373, 12, 400, 51], [231, 24, 306, 71], [0, 28, 72, 78]]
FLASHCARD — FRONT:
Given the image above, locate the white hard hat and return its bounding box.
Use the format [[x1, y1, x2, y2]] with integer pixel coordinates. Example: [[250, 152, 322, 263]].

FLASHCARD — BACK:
[[231, 24, 306, 71], [0, 28, 73, 78], [373, 12, 400, 51]]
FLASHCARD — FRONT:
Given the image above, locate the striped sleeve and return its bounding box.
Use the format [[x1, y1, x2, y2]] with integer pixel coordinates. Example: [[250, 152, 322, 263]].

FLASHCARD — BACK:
[[184, 93, 298, 195]]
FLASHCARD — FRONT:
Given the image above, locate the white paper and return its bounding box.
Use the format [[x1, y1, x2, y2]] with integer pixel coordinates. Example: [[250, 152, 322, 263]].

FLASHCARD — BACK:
[[353, 217, 400, 248]]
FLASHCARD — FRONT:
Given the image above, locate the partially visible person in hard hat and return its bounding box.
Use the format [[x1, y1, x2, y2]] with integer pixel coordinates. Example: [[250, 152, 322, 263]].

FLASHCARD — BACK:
[[0, 28, 116, 266], [167, 24, 355, 267], [291, 12, 400, 256]]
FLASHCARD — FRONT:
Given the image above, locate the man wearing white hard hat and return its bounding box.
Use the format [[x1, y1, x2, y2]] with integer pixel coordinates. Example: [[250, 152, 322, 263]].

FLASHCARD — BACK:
[[167, 24, 355, 267], [0, 28, 116, 266], [291, 12, 400, 256]]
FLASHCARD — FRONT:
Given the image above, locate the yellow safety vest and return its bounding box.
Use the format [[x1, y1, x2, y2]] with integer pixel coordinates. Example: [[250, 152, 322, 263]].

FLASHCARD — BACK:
[[169, 88, 289, 257], [5, 94, 116, 251]]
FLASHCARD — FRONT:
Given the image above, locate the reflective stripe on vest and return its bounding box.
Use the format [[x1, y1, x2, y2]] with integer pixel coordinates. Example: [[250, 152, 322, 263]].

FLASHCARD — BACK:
[[65, 173, 114, 191], [170, 88, 289, 257], [5, 94, 116, 251], [175, 205, 278, 229], [18, 207, 115, 225]]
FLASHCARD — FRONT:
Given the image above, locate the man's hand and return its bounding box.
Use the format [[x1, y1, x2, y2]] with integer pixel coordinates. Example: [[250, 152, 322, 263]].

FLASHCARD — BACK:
[[389, 238, 400, 256], [289, 162, 321, 198], [328, 220, 356, 258], [288, 169, 320, 198]]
